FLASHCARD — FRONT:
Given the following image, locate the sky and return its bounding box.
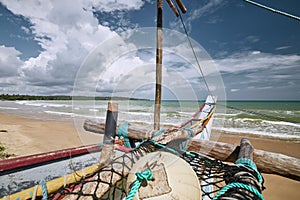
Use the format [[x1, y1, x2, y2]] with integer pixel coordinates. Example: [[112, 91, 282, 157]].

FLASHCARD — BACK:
[[0, 0, 299, 100]]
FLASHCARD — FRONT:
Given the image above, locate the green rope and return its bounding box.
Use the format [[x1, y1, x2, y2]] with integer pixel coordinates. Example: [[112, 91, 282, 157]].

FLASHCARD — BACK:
[[213, 182, 264, 200], [126, 170, 153, 200], [235, 158, 263, 184], [118, 122, 131, 148]]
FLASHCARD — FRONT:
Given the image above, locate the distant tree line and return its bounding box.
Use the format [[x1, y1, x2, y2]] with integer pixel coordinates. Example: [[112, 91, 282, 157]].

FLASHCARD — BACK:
[[0, 94, 72, 101], [0, 94, 149, 101]]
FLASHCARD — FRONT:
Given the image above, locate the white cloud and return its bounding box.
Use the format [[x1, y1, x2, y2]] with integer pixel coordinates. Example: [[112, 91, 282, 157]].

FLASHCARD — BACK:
[[91, 0, 147, 12], [0, 46, 24, 94], [0, 45, 23, 77], [275, 46, 291, 51], [251, 51, 261, 55], [215, 51, 300, 99], [1, 0, 149, 94], [215, 51, 300, 73], [230, 88, 240, 92], [0, 0, 224, 98], [21, 26, 30, 34]]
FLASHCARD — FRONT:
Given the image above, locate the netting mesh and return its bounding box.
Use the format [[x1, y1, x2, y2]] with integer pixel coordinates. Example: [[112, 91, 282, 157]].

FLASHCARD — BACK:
[[47, 141, 263, 200]]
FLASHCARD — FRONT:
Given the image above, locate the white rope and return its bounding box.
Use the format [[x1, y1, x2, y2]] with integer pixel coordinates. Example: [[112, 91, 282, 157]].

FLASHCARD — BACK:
[[64, 174, 67, 187], [31, 185, 38, 200], [244, 0, 300, 21]]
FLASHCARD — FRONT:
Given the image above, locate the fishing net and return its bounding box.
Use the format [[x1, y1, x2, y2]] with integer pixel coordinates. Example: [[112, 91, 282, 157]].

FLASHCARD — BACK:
[[46, 140, 264, 200]]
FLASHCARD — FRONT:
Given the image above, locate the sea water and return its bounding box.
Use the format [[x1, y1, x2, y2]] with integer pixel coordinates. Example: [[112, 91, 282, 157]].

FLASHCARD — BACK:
[[0, 100, 299, 141]]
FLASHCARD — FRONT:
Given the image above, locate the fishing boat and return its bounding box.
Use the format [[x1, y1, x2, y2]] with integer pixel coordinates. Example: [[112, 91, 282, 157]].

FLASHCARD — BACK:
[[0, 1, 299, 200]]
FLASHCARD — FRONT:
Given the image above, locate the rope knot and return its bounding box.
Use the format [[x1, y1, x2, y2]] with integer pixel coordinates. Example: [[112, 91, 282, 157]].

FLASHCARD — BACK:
[[135, 170, 153, 181], [126, 170, 153, 200]]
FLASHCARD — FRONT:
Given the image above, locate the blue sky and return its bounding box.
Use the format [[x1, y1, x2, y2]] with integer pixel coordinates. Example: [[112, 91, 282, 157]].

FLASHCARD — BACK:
[[0, 0, 299, 100]]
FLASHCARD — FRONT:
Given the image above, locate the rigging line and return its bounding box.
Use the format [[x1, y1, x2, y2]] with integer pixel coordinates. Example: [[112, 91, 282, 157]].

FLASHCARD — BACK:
[[175, 4, 216, 104], [243, 0, 300, 21]]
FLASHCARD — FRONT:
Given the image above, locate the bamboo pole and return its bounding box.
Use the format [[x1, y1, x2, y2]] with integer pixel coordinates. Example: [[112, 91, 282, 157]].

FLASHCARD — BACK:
[[166, 0, 179, 17], [154, 0, 163, 131], [175, 0, 187, 13]]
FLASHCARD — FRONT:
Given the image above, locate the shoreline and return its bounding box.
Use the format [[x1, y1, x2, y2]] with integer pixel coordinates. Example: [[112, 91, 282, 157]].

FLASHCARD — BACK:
[[0, 112, 299, 199]]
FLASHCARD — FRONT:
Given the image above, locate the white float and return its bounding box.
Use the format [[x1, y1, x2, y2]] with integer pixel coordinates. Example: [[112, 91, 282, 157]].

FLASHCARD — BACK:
[[126, 151, 202, 200]]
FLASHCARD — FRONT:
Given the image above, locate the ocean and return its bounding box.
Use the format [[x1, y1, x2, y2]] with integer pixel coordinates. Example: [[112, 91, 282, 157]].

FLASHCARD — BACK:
[[0, 100, 299, 141]]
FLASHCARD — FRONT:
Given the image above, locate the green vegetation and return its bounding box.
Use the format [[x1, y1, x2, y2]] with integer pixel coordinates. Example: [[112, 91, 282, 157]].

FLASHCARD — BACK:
[[0, 94, 149, 101], [0, 94, 72, 101], [0, 145, 15, 160]]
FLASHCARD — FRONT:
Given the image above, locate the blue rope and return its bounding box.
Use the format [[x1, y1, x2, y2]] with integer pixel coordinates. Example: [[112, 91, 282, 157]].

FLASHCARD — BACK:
[[212, 182, 265, 200], [235, 158, 257, 170], [179, 128, 194, 151], [235, 158, 263, 183], [126, 170, 153, 200], [152, 129, 165, 138], [39, 179, 48, 200], [118, 122, 131, 148]]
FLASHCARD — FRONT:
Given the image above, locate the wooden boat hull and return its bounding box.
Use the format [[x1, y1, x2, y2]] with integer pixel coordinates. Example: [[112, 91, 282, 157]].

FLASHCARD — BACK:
[[0, 97, 217, 199]]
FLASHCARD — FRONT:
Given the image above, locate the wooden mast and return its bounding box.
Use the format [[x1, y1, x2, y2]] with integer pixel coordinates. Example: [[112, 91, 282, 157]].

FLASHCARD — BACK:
[[154, 0, 163, 131], [154, 0, 186, 131]]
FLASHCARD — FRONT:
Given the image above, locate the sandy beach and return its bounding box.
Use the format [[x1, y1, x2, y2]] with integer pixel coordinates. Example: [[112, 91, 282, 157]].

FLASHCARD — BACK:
[[0, 112, 299, 199]]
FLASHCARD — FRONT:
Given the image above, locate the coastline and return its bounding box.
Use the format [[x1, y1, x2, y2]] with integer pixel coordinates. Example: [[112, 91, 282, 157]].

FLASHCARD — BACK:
[[0, 112, 299, 199]]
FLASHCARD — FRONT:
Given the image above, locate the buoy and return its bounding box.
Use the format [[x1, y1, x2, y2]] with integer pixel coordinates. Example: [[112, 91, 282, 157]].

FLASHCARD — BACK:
[[126, 151, 202, 200]]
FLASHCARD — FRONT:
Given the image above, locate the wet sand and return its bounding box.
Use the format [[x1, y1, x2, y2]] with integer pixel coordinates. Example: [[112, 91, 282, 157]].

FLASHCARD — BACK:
[[0, 112, 299, 199]]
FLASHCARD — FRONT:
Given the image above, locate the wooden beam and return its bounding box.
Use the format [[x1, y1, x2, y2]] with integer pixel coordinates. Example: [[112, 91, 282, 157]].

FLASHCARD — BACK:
[[83, 120, 300, 181], [238, 138, 254, 160], [188, 139, 300, 181], [83, 120, 151, 140]]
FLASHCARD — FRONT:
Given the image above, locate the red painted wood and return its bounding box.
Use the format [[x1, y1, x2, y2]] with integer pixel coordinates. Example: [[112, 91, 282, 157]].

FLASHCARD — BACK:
[[179, 103, 206, 127], [0, 144, 101, 172]]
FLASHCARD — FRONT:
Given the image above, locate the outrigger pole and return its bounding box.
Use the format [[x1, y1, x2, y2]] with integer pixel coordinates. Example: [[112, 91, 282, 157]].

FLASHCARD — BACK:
[[154, 0, 186, 131]]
